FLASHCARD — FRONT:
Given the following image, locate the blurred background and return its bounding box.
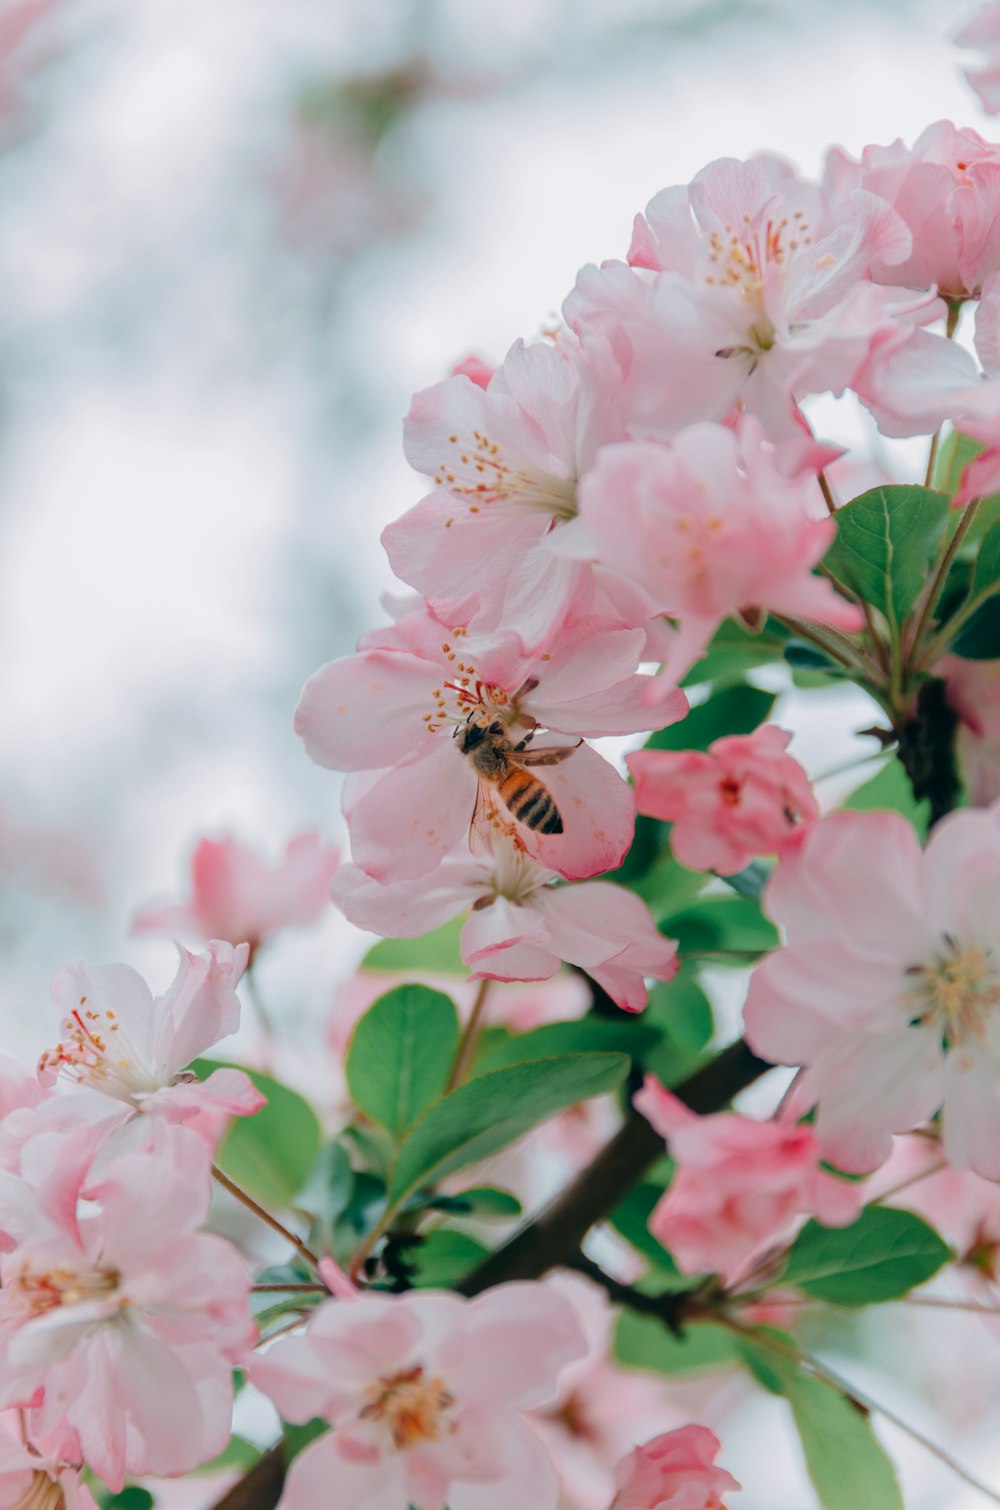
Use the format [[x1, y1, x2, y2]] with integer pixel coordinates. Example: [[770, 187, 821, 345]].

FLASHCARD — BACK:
[[0, 0, 997, 1505]]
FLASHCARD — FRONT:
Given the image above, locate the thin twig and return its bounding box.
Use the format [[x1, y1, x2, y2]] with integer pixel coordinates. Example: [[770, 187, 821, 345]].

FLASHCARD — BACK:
[[723, 1319, 1000, 1505], [211, 1165, 321, 1273], [907, 496, 983, 672], [868, 1159, 947, 1206], [446, 977, 492, 1091], [251, 1282, 328, 1293], [817, 470, 838, 515], [772, 614, 877, 679]]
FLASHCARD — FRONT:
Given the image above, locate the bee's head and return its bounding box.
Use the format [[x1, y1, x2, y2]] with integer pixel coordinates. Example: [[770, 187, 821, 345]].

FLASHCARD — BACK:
[[456, 717, 485, 753]]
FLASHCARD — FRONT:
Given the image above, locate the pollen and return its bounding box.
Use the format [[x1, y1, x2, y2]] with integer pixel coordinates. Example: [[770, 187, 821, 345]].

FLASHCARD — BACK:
[[359, 1365, 455, 1451], [907, 941, 1000, 1049], [4, 1260, 121, 1326]]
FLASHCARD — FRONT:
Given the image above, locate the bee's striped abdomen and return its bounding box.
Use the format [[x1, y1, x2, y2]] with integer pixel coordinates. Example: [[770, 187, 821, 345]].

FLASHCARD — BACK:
[[498, 769, 563, 834]]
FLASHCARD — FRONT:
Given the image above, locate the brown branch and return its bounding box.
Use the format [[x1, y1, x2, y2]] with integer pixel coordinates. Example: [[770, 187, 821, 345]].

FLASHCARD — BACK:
[[212, 1037, 772, 1510], [455, 1038, 771, 1296]]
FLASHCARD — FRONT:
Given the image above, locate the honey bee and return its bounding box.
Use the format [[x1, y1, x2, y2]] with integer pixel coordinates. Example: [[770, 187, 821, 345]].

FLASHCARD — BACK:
[[454, 714, 580, 836]]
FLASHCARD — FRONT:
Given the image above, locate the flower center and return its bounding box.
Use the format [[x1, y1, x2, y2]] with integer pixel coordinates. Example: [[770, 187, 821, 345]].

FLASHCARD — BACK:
[[424, 634, 528, 735], [706, 213, 812, 304], [906, 941, 1000, 1048], [3, 1260, 122, 1326], [38, 994, 158, 1103], [434, 429, 577, 522], [359, 1365, 455, 1451]]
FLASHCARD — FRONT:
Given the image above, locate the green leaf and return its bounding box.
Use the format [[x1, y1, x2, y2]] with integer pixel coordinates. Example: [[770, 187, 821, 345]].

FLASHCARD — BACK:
[[346, 985, 460, 1140], [644, 970, 714, 1086], [952, 593, 1000, 658], [386, 1053, 629, 1209], [195, 1060, 320, 1208], [282, 1419, 329, 1463], [361, 917, 466, 974], [842, 758, 930, 839], [411, 1229, 491, 1286], [933, 429, 986, 499], [95, 1492, 155, 1510], [782, 1205, 951, 1306], [476, 1017, 660, 1071], [681, 618, 789, 688], [195, 1434, 262, 1474], [614, 1308, 740, 1375], [738, 1337, 904, 1510], [967, 516, 1000, 605], [422, 1184, 523, 1219], [823, 485, 950, 629], [647, 682, 777, 752], [661, 894, 779, 957]]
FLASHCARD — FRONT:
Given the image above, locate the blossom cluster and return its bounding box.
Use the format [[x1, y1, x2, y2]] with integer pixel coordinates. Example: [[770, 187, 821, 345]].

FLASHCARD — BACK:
[[11, 23, 1000, 1510]]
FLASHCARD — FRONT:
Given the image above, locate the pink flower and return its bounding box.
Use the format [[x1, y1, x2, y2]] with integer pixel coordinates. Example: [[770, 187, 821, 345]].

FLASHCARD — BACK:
[[132, 832, 339, 954], [295, 600, 675, 884], [633, 1078, 859, 1287], [576, 420, 862, 689], [627, 726, 817, 875], [384, 336, 645, 651], [527, 1274, 683, 1510], [851, 121, 1000, 299], [938, 654, 1000, 803], [566, 154, 912, 441], [252, 1281, 587, 1510], [744, 805, 1000, 1176], [0, 1124, 254, 1490], [331, 839, 678, 1012], [610, 1425, 740, 1510], [450, 354, 494, 387], [0, 1419, 98, 1510], [36, 942, 264, 1145], [956, 7, 1000, 115]]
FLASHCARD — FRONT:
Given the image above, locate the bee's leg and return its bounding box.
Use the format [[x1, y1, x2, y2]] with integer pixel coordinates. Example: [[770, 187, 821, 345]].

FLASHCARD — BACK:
[[513, 728, 537, 753]]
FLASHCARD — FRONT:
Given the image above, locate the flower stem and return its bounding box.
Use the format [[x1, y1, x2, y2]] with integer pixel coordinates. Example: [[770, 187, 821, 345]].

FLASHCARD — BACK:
[[772, 615, 878, 680], [446, 977, 492, 1091], [907, 495, 983, 673], [817, 470, 838, 515], [251, 1282, 328, 1293], [211, 1164, 321, 1273]]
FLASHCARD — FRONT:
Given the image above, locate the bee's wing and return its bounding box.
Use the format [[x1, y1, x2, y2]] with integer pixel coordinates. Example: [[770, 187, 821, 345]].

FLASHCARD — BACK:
[[516, 740, 582, 768], [467, 781, 494, 852]]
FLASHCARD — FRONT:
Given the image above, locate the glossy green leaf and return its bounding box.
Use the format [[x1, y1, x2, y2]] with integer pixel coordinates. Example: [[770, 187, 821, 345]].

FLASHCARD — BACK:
[[952, 593, 1000, 658], [422, 1184, 523, 1219], [196, 1060, 320, 1208], [95, 1492, 155, 1510], [362, 916, 466, 975], [644, 970, 714, 1086], [282, 1419, 329, 1463], [411, 1229, 491, 1286], [196, 1436, 263, 1474], [476, 1016, 660, 1071], [662, 894, 779, 957], [346, 985, 460, 1140], [823, 485, 950, 628], [739, 1337, 904, 1510], [782, 1205, 951, 1306], [614, 1308, 740, 1375], [842, 757, 930, 839], [647, 682, 777, 753], [681, 618, 789, 688], [386, 1052, 629, 1209]]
